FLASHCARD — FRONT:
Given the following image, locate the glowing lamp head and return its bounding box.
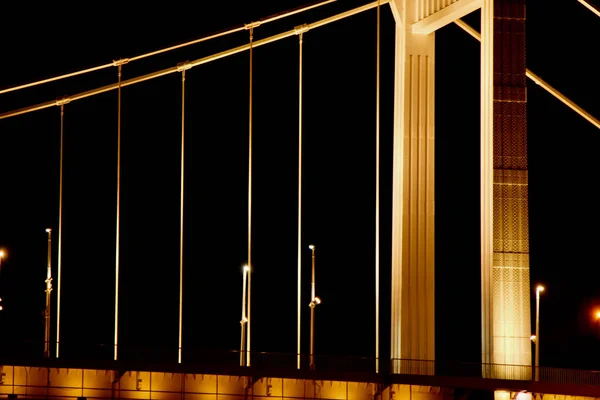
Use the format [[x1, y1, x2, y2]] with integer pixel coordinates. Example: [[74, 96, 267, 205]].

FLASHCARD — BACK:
[[243, 265, 250, 272], [45, 228, 51, 233], [530, 335, 536, 342], [308, 244, 315, 250], [536, 285, 544, 293], [595, 311, 600, 320], [314, 297, 321, 305], [0, 250, 4, 258]]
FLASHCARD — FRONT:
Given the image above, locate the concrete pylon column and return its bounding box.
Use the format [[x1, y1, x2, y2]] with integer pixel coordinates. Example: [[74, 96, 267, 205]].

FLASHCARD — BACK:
[[389, 0, 435, 375], [481, 0, 531, 379]]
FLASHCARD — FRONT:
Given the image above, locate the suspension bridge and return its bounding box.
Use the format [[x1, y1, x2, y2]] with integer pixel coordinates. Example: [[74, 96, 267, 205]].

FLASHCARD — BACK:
[[0, 0, 599, 399]]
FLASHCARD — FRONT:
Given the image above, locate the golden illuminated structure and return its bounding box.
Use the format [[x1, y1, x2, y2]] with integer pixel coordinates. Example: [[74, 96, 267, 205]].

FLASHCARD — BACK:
[[56, 100, 66, 359], [533, 285, 544, 381], [481, 0, 531, 379], [389, 0, 436, 375], [44, 229, 53, 358], [387, 0, 534, 379], [0, 365, 389, 400], [1, 362, 599, 400], [388, 0, 484, 376], [246, 21, 257, 369], [0, 249, 5, 312], [308, 245, 321, 370], [240, 265, 249, 366], [578, 0, 600, 17], [2, 0, 600, 383], [177, 61, 191, 365]]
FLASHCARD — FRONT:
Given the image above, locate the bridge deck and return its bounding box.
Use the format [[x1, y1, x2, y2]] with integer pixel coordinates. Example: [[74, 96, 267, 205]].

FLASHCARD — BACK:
[[1, 356, 600, 398]]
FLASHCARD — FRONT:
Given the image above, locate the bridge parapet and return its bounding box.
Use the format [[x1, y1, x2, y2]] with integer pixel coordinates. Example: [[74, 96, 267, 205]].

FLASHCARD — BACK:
[[0, 361, 599, 400]]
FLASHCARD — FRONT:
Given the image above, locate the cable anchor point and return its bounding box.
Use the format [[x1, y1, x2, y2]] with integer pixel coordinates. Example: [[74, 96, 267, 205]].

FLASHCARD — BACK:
[[244, 21, 262, 30], [112, 59, 130, 67], [177, 61, 192, 72], [294, 24, 310, 35], [55, 96, 71, 107]]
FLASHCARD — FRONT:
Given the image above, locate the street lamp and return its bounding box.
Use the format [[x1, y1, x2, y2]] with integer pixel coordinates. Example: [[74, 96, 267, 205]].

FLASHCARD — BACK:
[[44, 229, 53, 358], [594, 311, 600, 336], [0, 250, 5, 311], [534, 284, 544, 381], [240, 265, 249, 366], [308, 244, 321, 370]]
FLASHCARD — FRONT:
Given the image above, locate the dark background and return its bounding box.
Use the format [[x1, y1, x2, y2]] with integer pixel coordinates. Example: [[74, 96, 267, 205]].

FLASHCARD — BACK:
[[0, 0, 599, 369]]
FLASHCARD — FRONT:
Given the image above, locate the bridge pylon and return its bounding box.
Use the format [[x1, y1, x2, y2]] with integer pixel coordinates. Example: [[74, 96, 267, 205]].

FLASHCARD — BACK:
[[388, 0, 532, 380]]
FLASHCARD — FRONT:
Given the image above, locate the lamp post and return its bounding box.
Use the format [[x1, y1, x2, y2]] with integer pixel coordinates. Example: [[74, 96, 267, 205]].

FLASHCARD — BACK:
[[0, 250, 4, 311], [44, 229, 53, 358], [240, 265, 249, 366], [534, 284, 544, 381], [308, 244, 321, 370]]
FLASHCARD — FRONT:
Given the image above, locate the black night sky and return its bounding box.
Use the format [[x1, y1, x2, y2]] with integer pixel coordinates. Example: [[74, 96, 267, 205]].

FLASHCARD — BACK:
[[0, 0, 599, 371]]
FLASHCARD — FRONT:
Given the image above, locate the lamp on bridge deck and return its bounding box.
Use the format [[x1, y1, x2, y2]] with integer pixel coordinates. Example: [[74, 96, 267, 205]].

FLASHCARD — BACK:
[[0, 249, 6, 311], [44, 228, 53, 358], [308, 244, 321, 370], [534, 284, 544, 381], [240, 265, 250, 367]]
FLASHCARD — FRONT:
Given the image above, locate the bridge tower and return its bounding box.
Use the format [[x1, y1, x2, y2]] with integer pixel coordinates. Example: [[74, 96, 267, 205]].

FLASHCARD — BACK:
[[388, 0, 436, 375], [481, 0, 531, 379], [388, 0, 531, 379]]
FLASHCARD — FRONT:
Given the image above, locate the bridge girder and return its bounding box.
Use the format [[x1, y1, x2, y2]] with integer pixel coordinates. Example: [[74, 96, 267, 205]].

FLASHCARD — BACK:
[[412, 0, 482, 34]]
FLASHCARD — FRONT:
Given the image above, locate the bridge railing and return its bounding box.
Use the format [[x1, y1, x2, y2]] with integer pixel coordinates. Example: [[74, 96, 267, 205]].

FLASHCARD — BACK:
[[395, 359, 600, 386], [3, 341, 600, 386], [538, 366, 600, 386]]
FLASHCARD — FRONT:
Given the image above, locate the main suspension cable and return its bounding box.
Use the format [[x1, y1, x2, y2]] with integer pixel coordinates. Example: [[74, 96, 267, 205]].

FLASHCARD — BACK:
[[0, 1, 388, 121], [0, 1, 336, 96]]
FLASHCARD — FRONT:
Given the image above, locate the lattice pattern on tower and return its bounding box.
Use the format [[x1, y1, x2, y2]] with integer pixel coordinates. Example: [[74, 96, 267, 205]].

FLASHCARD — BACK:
[[489, 0, 531, 380]]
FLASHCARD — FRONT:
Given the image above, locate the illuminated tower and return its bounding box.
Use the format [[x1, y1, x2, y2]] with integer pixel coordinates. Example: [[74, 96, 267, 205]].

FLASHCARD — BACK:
[[389, 0, 531, 378], [481, 0, 531, 378], [389, 0, 436, 375]]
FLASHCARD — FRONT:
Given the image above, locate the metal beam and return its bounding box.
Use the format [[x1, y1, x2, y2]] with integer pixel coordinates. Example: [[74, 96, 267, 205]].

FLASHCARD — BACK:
[[412, 0, 482, 35], [454, 18, 600, 130], [578, 0, 600, 17]]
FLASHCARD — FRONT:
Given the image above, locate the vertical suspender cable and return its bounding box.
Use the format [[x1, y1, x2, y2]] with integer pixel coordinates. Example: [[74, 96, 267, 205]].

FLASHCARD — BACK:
[[114, 63, 123, 361], [375, 0, 381, 374], [56, 103, 65, 358], [247, 25, 255, 368], [178, 65, 188, 364], [297, 30, 304, 370]]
